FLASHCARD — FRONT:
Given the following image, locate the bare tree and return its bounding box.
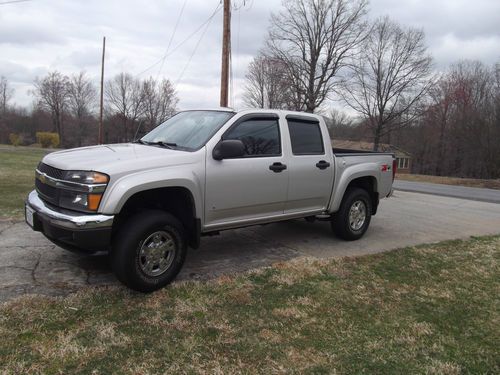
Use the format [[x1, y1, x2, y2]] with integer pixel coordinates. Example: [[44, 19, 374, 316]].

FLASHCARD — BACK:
[[33, 71, 70, 145], [243, 54, 291, 109], [105, 73, 145, 141], [340, 17, 433, 150], [494, 62, 500, 176], [426, 77, 454, 175], [448, 61, 497, 177], [243, 55, 267, 109], [402, 60, 500, 178], [0, 76, 15, 116], [326, 108, 353, 130], [267, 0, 368, 113], [141, 77, 178, 132], [67, 72, 97, 146]]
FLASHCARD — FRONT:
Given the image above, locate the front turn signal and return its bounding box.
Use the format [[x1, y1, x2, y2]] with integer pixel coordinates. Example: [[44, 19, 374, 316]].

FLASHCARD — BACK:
[[88, 193, 103, 211]]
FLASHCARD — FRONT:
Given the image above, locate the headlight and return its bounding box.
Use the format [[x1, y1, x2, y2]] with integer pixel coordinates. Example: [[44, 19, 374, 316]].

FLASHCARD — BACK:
[[58, 171, 109, 212], [63, 171, 109, 184]]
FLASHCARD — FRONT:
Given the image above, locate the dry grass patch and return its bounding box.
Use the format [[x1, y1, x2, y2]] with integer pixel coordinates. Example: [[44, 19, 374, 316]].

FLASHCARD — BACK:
[[425, 359, 462, 375], [271, 256, 323, 285]]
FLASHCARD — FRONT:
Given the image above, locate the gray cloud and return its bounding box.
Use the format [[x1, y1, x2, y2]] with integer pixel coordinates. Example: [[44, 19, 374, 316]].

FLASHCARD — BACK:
[[370, 0, 500, 68]]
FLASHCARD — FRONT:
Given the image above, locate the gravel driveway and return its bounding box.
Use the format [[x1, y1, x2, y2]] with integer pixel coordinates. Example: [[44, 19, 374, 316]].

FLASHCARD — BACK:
[[1, 191, 500, 302]]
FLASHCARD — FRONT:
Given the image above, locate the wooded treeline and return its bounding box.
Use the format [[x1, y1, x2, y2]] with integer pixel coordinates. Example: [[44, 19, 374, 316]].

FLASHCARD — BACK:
[[0, 72, 178, 148]]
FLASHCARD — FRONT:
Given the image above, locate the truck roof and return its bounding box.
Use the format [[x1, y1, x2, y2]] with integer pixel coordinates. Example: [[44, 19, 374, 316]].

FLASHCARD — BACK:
[[179, 107, 323, 121]]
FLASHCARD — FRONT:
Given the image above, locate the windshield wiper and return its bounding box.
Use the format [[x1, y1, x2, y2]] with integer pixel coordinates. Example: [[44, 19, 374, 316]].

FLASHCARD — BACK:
[[138, 140, 178, 149]]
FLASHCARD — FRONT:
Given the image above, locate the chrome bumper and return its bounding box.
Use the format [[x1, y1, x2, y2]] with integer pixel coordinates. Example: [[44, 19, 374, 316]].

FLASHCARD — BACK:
[[26, 190, 114, 230]]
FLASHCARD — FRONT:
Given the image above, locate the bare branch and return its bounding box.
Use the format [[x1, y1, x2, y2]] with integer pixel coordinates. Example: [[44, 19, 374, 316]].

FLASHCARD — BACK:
[[266, 0, 368, 113], [142, 77, 179, 131], [67, 72, 97, 146], [32, 71, 70, 145], [0, 76, 14, 116], [339, 16, 433, 150]]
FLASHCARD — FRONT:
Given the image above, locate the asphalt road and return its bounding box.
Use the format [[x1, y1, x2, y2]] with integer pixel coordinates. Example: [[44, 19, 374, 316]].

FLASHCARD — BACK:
[[394, 180, 500, 204], [1, 190, 500, 303]]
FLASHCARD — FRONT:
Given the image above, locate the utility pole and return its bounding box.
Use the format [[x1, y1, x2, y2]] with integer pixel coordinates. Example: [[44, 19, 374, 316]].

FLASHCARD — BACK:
[[98, 36, 106, 145], [220, 0, 230, 107]]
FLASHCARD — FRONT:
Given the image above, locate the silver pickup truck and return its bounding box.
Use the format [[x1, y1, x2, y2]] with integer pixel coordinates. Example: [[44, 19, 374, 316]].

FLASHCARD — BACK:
[[25, 109, 395, 291]]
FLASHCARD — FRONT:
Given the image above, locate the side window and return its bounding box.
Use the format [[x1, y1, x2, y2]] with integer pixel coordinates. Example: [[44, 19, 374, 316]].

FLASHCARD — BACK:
[[287, 120, 325, 155], [223, 118, 281, 157]]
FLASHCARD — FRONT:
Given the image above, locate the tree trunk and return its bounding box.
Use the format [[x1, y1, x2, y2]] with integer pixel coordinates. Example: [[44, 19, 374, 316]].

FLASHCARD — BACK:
[[53, 110, 64, 146], [373, 122, 382, 151], [435, 122, 446, 176]]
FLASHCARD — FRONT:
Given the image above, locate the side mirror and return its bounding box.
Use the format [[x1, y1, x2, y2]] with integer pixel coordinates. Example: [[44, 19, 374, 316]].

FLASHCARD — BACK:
[[213, 139, 245, 160]]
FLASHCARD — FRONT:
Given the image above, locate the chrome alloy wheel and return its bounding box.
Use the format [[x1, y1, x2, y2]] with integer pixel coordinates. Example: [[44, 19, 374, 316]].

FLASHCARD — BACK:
[[138, 231, 176, 277], [348, 200, 367, 231]]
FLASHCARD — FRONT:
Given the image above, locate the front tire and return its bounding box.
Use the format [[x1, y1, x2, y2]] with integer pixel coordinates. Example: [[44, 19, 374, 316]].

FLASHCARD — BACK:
[[331, 188, 372, 241], [111, 210, 187, 292]]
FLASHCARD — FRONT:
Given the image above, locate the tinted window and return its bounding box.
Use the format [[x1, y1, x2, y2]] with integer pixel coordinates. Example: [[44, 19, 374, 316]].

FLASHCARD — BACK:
[[224, 119, 281, 157], [288, 120, 324, 155]]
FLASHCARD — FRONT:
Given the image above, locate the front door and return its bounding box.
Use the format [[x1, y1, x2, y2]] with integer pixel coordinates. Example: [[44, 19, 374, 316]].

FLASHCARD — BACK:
[[205, 115, 288, 229]]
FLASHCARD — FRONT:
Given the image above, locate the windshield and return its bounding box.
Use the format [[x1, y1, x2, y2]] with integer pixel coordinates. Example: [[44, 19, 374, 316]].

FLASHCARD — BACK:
[[140, 110, 234, 150]]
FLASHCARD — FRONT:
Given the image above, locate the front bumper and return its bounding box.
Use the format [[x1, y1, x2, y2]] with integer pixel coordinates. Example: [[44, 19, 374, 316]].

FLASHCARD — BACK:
[[25, 190, 115, 253]]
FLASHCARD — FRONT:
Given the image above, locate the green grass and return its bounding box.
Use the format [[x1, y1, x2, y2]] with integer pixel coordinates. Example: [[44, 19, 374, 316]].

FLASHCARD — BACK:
[[1, 236, 498, 374], [0, 145, 52, 219]]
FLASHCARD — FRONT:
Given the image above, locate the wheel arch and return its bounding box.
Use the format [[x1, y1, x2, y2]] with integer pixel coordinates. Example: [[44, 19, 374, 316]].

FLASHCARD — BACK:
[[111, 186, 201, 249], [332, 175, 380, 216]]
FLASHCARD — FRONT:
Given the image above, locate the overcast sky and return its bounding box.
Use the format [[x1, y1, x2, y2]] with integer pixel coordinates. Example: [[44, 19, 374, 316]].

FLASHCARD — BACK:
[[1, 0, 499, 111]]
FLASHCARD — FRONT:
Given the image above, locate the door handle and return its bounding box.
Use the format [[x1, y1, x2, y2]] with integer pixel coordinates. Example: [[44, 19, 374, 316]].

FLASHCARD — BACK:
[[269, 162, 287, 173], [316, 160, 331, 170]]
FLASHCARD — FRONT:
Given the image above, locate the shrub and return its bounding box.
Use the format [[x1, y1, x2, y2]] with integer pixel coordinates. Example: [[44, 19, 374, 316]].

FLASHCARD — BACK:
[[9, 133, 23, 146], [8, 133, 22, 146], [36, 132, 60, 148]]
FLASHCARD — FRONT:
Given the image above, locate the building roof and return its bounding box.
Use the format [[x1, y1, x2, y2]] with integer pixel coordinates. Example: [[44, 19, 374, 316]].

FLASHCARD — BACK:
[[332, 139, 412, 158]]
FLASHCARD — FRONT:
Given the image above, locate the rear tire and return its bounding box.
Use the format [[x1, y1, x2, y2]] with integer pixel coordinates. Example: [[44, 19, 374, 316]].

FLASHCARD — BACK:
[[331, 188, 372, 241], [111, 210, 187, 292]]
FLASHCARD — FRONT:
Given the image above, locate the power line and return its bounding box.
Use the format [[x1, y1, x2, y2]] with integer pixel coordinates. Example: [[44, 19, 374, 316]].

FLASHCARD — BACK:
[[0, 0, 33, 5], [155, 0, 188, 81], [175, 4, 218, 87], [136, 2, 222, 78]]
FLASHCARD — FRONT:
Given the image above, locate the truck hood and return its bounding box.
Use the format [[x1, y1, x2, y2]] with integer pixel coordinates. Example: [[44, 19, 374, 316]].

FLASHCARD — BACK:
[[41, 143, 198, 175]]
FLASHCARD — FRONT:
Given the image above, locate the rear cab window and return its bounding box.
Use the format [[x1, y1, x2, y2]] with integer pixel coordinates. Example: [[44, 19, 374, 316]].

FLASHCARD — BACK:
[[286, 116, 325, 155]]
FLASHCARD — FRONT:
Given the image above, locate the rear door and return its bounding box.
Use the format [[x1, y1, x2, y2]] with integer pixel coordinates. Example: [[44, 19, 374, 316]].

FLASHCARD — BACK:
[[284, 115, 334, 214], [204, 114, 289, 228]]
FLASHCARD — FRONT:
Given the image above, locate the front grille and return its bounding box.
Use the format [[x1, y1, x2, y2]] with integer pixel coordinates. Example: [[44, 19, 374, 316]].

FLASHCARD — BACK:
[[35, 178, 56, 198], [37, 162, 65, 180], [35, 178, 59, 205], [36, 163, 65, 206]]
